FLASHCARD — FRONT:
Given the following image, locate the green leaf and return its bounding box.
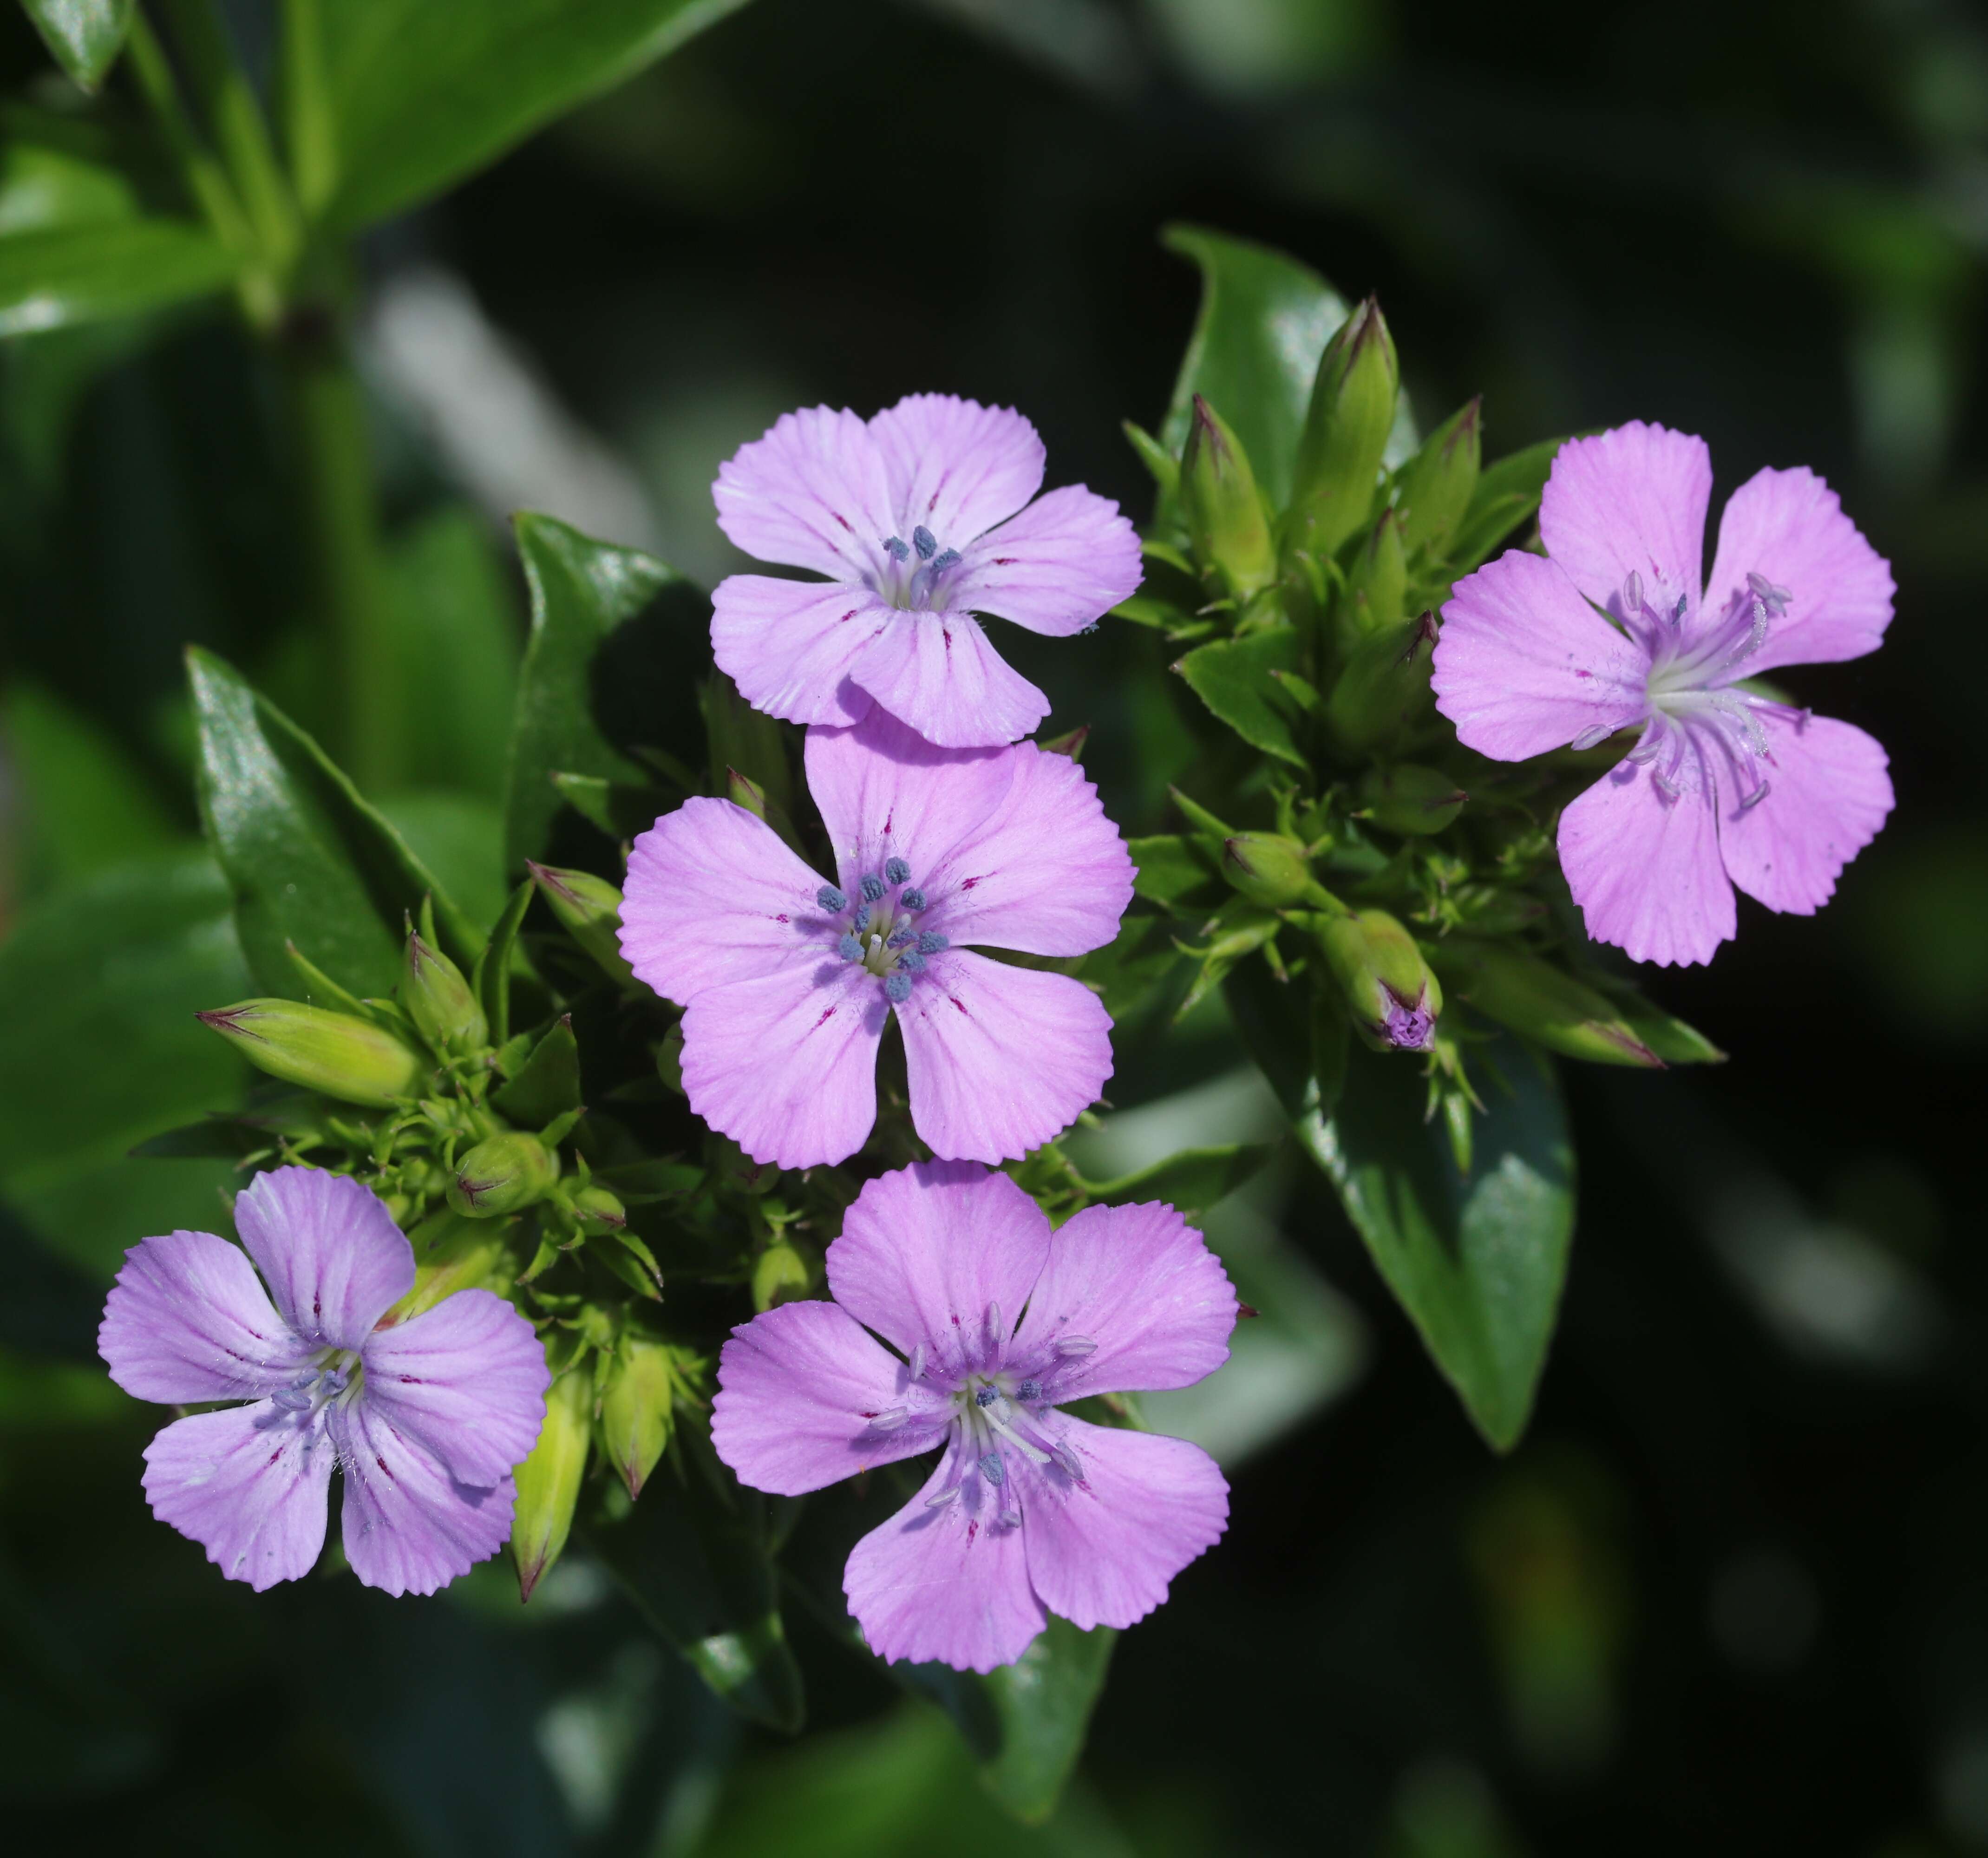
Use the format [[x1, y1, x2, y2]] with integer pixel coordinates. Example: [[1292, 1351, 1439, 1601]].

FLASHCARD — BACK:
[[1442, 435, 1565, 573], [0, 216, 237, 336], [0, 848, 248, 1196], [1173, 628, 1308, 768], [1586, 974, 1727, 1065], [1156, 225, 1351, 523], [375, 792, 507, 933], [1227, 964, 1575, 1451], [19, 0, 135, 93], [314, 0, 755, 232], [585, 1440, 806, 1733], [475, 879, 535, 1046], [1071, 1141, 1276, 1214], [504, 511, 699, 872], [1127, 833, 1222, 908], [490, 1015, 581, 1126], [188, 647, 483, 1002], [547, 770, 674, 840]]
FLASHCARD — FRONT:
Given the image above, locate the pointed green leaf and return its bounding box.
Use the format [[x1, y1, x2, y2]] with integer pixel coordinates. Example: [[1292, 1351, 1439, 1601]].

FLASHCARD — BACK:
[[1440, 435, 1566, 573], [490, 1015, 581, 1126], [0, 219, 237, 336], [1174, 628, 1308, 768], [1127, 833, 1223, 908], [1227, 964, 1574, 1451], [1070, 1141, 1276, 1215], [20, 0, 135, 93], [188, 647, 483, 1001]]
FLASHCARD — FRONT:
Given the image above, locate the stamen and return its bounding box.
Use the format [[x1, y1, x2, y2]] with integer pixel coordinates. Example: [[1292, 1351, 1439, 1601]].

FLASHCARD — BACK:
[[1622, 570, 1643, 616], [1050, 1441, 1083, 1480], [1653, 772, 1680, 802], [901, 888, 928, 911], [886, 926, 916, 949], [930, 548, 961, 572], [1746, 570, 1792, 616], [852, 902, 871, 933], [1626, 731, 1666, 765], [1053, 1334, 1097, 1358], [1018, 1378, 1042, 1401], [884, 973, 913, 1003], [999, 1508, 1023, 1528], [974, 1386, 998, 1408], [817, 885, 848, 912], [1739, 780, 1771, 811], [868, 1407, 909, 1431], [1672, 593, 1687, 623], [860, 873, 886, 903], [899, 951, 926, 975], [916, 929, 948, 954], [987, 1301, 1002, 1342], [926, 1484, 960, 1509], [1570, 723, 1616, 752], [913, 526, 937, 561], [979, 1451, 1005, 1486], [837, 933, 863, 961], [908, 1343, 926, 1381], [884, 536, 911, 563], [885, 857, 912, 885]]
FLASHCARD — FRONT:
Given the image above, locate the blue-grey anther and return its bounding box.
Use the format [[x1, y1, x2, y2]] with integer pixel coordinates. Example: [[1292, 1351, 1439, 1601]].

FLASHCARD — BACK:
[[886, 926, 916, 949], [883, 536, 910, 562], [900, 951, 926, 975], [837, 933, 863, 961], [1018, 1378, 1042, 1401], [852, 903, 871, 932], [974, 1386, 998, 1408], [860, 873, 886, 903], [930, 548, 961, 572], [884, 973, 913, 1002], [868, 1407, 909, 1431], [916, 930, 948, 954], [979, 1452, 1005, 1486], [913, 526, 937, 560], [817, 885, 847, 912], [885, 857, 912, 885], [901, 887, 928, 911]]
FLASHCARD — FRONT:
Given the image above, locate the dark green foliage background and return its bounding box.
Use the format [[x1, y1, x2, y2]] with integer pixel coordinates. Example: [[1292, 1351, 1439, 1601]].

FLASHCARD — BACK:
[[3, 1, 1985, 1854]]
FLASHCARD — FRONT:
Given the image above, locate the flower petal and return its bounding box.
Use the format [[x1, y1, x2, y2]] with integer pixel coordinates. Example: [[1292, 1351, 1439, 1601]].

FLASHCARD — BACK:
[[868, 394, 1046, 546], [1539, 422, 1711, 621], [1715, 710, 1893, 916], [1016, 1416, 1228, 1633], [233, 1167, 413, 1352], [360, 1289, 551, 1489], [898, 952, 1114, 1163], [709, 575, 887, 728], [142, 1403, 333, 1591], [1011, 1201, 1237, 1398], [711, 1299, 950, 1496], [679, 957, 886, 1168], [99, 1229, 312, 1404], [826, 1159, 1050, 1366], [713, 405, 896, 582], [1559, 733, 1735, 967], [1433, 551, 1651, 761], [623, 796, 836, 1005], [952, 484, 1143, 637], [330, 1397, 515, 1598], [1703, 466, 1895, 674], [849, 610, 1049, 750], [842, 1434, 1047, 1673], [919, 742, 1133, 957]]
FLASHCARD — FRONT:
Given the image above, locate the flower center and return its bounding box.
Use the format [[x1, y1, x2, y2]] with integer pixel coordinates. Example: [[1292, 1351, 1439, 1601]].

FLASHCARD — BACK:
[[270, 1347, 362, 1418], [872, 526, 966, 611], [817, 861, 948, 1003]]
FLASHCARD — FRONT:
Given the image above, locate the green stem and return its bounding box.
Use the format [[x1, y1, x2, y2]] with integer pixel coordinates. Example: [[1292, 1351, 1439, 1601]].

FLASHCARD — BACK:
[[124, 13, 262, 271]]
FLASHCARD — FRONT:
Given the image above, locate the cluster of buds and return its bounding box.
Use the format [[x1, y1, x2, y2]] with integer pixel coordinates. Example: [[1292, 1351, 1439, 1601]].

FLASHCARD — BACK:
[[1119, 295, 1718, 1165]]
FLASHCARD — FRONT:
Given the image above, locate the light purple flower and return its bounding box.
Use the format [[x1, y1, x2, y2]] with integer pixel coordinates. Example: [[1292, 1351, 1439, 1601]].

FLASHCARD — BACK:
[[712, 1161, 1234, 1672], [1433, 422, 1895, 966], [98, 1166, 550, 1596], [619, 708, 1134, 1169], [710, 394, 1142, 749]]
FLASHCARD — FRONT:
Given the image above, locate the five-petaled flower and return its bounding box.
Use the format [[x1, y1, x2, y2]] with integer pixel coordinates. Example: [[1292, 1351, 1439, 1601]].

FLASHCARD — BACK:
[[619, 707, 1134, 1169], [1432, 422, 1895, 966], [712, 1161, 1234, 1672], [710, 394, 1142, 749], [98, 1167, 550, 1596]]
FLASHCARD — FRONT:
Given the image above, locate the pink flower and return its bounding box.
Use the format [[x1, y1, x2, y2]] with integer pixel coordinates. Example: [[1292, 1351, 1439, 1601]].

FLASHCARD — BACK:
[[619, 709, 1133, 1169], [1432, 422, 1895, 966], [710, 395, 1141, 748], [97, 1167, 550, 1596], [712, 1161, 1235, 1672]]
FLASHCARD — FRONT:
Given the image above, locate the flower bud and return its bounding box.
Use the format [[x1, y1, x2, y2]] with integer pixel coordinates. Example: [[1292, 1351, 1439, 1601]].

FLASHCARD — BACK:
[[1431, 942, 1662, 1068], [1341, 508, 1407, 644], [752, 1238, 816, 1312], [527, 862, 640, 992], [402, 926, 487, 1058], [196, 1000, 425, 1107], [1314, 908, 1441, 1053], [449, 1132, 560, 1217], [386, 1209, 516, 1322], [1220, 832, 1317, 909], [1288, 298, 1399, 560], [725, 765, 769, 819], [1393, 396, 1481, 558], [596, 1332, 677, 1499], [1326, 611, 1438, 755], [569, 1184, 627, 1229], [513, 1365, 591, 1603], [1358, 764, 1469, 835], [1181, 395, 1277, 599]]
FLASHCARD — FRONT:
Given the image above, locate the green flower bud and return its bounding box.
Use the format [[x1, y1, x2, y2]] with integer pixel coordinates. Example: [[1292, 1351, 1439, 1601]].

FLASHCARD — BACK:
[[752, 1238, 816, 1312], [1431, 942, 1662, 1068], [1181, 394, 1276, 599], [449, 1132, 560, 1217], [402, 926, 487, 1058], [386, 1209, 516, 1322], [1313, 908, 1441, 1053], [1326, 611, 1438, 755], [596, 1332, 677, 1499], [1341, 508, 1407, 644], [1288, 298, 1399, 560], [1358, 764, 1469, 835], [1220, 832, 1318, 909], [569, 1184, 627, 1229], [196, 999, 425, 1107], [1393, 396, 1482, 558], [528, 862, 640, 992], [513, 1364, 590, 1603]]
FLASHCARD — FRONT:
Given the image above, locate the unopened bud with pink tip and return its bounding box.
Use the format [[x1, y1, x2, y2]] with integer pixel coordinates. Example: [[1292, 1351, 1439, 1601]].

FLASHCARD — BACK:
[[1313, 907, 1441, 1053], [196, 999, 426, 1107]]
